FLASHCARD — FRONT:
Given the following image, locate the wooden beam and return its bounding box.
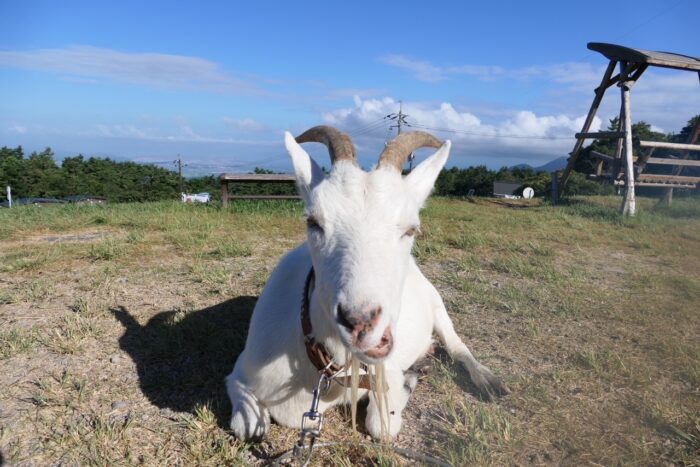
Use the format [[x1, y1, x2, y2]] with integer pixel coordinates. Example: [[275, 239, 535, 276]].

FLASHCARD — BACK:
[[646, 157, 700, 167], [574, 131, 625, 139], [638, 174, 700, 184], [590, 151, 615, 162], [638, 140, 700, 152], [220, 174, 297, 182], [620, 182, 696, 188], [558, 59, 618, 197]]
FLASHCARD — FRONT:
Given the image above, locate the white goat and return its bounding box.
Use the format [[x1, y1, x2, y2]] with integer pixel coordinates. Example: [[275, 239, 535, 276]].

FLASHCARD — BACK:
[[226, 126, 508, 441]]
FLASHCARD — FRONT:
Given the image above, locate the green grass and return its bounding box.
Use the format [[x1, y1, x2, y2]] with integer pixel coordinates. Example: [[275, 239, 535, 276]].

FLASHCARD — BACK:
[[0, 195, 699, 465], [0, 327, 37, 359]]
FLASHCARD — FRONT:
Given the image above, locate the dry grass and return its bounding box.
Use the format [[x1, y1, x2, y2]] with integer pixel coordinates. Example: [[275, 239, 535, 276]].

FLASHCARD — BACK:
[[0, 196, 699, 465]]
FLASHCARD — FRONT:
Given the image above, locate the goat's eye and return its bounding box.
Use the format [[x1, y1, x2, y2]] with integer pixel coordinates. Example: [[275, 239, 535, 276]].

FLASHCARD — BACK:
[[402, 225, 420, 238], [306, 216, 323, 233]]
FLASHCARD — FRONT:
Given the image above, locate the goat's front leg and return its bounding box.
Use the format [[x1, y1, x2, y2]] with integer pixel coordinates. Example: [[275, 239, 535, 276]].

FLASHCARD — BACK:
[[225, 372, 270, 441], [365, 365, 414, 439]]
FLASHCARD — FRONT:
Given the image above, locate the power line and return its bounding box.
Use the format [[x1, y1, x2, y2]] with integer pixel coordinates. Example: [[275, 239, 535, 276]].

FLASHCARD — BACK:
[[349, 119, 390, 137], [386, 101, 417, 170], [347, 117, 389, 136], [614, 0, 686, 42]]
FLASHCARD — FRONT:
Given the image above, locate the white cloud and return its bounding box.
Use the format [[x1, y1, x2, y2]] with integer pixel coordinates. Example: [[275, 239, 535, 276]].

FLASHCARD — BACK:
[[379, 55, 447, 82], [93, 124, 149, 139], [83, 121, 280, 147], [8, 124, 27, 134], [322, 96, 599, 166], [520, 62, 603, 87], [380, 54, 604, 87], [379, 54, 507, 82], [0, 46, 265, 95], [223, 117, 265, 132]]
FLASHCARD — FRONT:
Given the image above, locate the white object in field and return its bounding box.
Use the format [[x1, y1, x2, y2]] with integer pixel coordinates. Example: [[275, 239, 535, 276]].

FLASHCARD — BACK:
[[181, 192, 211, 203], [523, 187, 534, 199]]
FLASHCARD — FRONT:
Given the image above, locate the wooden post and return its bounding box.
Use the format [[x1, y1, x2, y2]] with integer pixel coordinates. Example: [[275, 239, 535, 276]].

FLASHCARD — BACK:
[[551, 171, 559, 204], [619, 61, 636, 216], [558, 60, 618, 191], [611, 102, 625, 182], [221, 179, 229, 208]]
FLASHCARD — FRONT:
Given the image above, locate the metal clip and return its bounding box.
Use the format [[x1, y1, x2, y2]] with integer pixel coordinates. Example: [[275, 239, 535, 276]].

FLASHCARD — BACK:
[[293, 369, 334, 465]]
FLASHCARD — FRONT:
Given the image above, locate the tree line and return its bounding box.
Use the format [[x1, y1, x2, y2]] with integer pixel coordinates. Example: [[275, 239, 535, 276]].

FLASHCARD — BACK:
[[1, 115, 697, 203]]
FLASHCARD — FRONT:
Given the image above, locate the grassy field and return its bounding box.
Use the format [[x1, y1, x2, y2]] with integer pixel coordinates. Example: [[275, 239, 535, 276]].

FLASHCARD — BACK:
[[0, 195, 698, 465]]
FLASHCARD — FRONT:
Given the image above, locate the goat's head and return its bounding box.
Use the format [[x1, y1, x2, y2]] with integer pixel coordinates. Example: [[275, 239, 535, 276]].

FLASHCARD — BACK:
[[285, 125, 450, 364]]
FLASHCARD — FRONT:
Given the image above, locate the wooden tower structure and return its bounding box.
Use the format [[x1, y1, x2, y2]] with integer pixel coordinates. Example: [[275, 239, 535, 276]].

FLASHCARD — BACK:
[[555, 43, 700, 215]]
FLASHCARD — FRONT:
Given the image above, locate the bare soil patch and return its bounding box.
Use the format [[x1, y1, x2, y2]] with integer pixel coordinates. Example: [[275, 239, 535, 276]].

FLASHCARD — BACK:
[[0, 198, 698, 465]]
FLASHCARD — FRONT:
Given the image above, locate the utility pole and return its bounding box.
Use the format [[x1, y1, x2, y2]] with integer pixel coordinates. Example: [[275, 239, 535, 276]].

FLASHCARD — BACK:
[[387, 101, 415, 171], [174, 155, 187, 194]]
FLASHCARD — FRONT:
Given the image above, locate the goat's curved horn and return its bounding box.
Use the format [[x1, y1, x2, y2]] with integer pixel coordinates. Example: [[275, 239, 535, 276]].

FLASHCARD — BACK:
[[378, 131, 443, 171], [295, 125, 357, 165]]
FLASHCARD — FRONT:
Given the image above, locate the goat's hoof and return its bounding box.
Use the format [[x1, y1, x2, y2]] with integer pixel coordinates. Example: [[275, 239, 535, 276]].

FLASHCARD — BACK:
[[230, 408, 268, 441], [403, 371, 419, 393], [472, 365, 510, 401], [408, 355, 434, 376], [366, 411, 402, 440]]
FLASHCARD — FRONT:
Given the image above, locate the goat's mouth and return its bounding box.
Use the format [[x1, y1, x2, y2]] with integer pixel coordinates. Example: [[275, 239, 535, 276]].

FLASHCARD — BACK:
[[362, 326, 393, 359]]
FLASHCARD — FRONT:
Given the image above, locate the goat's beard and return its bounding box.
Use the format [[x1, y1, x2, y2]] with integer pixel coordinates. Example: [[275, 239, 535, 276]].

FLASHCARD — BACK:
[[344, 352, 390, 440]]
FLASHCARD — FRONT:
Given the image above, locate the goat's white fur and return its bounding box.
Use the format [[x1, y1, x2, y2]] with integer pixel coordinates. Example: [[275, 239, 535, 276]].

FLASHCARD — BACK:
[[226, 132, 506, 440]]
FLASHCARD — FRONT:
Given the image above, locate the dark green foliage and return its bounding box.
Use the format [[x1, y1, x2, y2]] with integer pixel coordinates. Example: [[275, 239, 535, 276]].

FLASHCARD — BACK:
[[0, 150, 228, 202], [227, 167, 297, 197], [434, 165, 553, 197]]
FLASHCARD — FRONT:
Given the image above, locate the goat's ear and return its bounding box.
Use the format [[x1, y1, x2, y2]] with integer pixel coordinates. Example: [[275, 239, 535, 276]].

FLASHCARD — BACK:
[[404, 140, 451, 205], [285, 131, 324, 203]]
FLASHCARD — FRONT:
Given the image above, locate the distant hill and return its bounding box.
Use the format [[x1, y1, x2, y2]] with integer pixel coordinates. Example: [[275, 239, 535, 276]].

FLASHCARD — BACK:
[[511, 157, 568, 172], [535, 157, 568, 172]]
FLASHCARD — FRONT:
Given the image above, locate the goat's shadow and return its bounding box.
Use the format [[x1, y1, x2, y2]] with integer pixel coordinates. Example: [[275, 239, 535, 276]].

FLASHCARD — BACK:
[[111, 296, 257, 427]]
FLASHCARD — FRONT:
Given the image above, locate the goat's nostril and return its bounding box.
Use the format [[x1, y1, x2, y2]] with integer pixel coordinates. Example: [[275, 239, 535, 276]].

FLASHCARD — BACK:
[[367, 306, 382, 325], [336, 304, 355, 331]]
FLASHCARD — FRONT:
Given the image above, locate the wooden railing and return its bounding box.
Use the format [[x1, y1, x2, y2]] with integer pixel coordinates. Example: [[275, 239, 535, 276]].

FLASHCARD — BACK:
[[219, 173, 299, 207]]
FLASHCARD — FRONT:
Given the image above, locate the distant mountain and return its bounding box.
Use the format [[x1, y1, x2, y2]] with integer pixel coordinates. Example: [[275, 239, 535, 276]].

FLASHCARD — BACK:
[[510, 157, 568, 172], [510, 163, 533, 170], [535, 157, 568, 172]]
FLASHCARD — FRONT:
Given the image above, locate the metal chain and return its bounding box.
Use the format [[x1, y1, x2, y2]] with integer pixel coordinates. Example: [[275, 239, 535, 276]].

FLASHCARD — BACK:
[[292, 363, 336, 466]]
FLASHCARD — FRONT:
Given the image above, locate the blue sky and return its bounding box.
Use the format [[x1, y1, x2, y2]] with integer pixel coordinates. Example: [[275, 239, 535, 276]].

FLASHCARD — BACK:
[[1, 0, 698, 175]]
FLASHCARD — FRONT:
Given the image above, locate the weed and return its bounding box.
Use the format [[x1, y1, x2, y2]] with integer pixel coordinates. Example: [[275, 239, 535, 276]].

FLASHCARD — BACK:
[[0, 327, 36, 359], [209, 240, 253, 258], [40, 314, 102, 354], [88, 237, 127, 261]]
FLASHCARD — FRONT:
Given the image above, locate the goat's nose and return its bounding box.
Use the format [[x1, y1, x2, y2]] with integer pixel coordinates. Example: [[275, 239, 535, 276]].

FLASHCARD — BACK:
[[336, 304, 382, 342]]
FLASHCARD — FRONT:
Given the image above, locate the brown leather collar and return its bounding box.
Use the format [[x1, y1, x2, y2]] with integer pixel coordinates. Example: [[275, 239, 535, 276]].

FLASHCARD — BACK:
[[302, 268, 372, 389]]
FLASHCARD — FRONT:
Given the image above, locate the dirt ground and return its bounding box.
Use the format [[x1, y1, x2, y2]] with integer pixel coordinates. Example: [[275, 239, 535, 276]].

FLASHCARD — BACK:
[[0, 197, 698, 465]]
